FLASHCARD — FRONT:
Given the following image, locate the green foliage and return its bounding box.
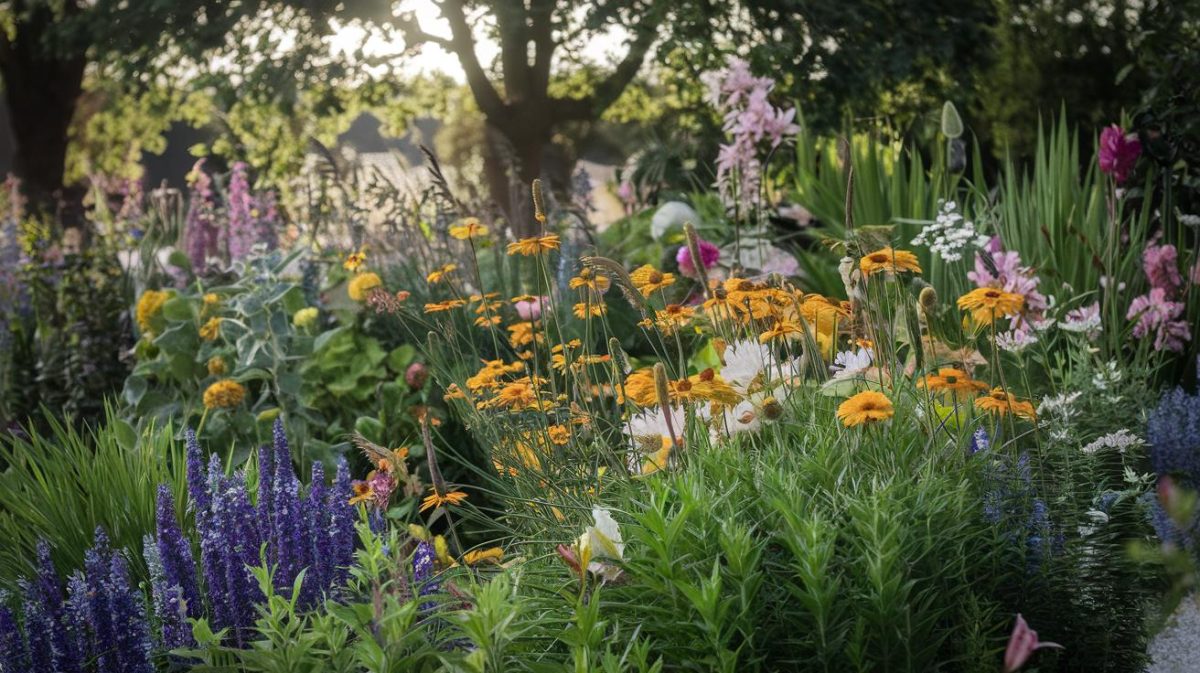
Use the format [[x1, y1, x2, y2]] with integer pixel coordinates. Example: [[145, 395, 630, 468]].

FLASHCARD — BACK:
[[0, 406, 186, 589], [121, 250, 427, 467]]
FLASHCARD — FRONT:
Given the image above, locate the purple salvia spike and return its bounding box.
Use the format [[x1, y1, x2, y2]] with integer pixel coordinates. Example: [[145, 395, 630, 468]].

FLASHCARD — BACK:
[[155, 485, 201, 620], [32, 540, 78, 671], [62, 573, 89, 673], [185, 429, 210, 521], [106, 553, 155, 673], [302, 461, 327, 605], [19, 579, 54, 671], [222, 475, 260, 639], [83, 531, 117, 672], [145, 535, 188, 650], [200, 467, 231, 632], [271, 420, 304, 592], [184, 158, 220, 273], [0, 599, 28, 673], [256, 443, 275, 563], [327, 456, 356, 589], [412, 541, 439, 612]]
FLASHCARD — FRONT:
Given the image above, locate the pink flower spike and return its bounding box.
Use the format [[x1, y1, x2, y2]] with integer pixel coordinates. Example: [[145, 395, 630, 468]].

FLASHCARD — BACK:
[[1098, 125, 1142, 185], [1003, 614, 1063, 673]]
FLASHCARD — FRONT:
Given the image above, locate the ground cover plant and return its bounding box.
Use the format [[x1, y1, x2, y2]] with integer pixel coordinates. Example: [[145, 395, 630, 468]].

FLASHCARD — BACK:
[[1, 26, 1199, 673]]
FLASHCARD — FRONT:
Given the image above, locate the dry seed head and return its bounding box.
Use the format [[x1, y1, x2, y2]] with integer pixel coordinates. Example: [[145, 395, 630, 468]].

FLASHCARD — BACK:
[[531, 179, 546, 224], [919, 286, 938, 312], [683, 222, 712, 297], [653, 362, 671, 406], [608, 337, 631, 374]]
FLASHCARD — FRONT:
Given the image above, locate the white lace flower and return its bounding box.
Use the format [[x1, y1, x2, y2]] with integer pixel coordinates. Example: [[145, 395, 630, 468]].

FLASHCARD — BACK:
[[1081, 429, 1144, 455], [910, 200, 990, 263]]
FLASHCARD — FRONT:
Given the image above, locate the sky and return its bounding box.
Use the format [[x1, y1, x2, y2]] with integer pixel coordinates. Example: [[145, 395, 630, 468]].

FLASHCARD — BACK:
[[325, 0, 630, 83]]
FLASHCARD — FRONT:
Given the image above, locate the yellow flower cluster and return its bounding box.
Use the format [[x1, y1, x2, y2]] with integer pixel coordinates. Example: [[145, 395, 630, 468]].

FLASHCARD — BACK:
[[136, 290, 169, 335], [349, 272, 382, 302], [203, 379, 245, 410]]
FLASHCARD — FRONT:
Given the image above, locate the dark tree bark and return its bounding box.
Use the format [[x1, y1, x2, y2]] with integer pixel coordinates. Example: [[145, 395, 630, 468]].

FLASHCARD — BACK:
[[0, 0, 88, 222], [399, 0, 659, 233]]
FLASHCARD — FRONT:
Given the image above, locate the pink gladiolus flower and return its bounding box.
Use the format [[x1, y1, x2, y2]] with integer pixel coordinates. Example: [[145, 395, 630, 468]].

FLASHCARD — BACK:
[[676, 238, 720, 277], [515, 295, 549, 321], [1003, 614, 1062, 672], [1127, 287, 1192, 353], [1098, 125, 1141, 184], [1142, 242, 1183, 296]]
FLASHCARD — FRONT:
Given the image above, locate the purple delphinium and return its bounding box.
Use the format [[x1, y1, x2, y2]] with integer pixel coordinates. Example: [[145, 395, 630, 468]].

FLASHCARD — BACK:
[[969, 427, 991, 454], [226, 162, 255, 262], [155, 485, 201, 620], [184, 158, 222, 274]]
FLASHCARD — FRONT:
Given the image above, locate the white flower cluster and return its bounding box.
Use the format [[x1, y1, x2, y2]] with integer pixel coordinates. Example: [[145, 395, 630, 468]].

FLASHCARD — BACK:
[[1081, 429, 1144, 455], [910, 200, 990, 263]]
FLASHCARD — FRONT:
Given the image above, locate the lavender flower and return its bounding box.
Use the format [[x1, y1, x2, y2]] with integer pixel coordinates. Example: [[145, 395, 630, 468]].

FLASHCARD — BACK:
[[199, 454, 231, 630], [271, 419, 306, 593], [19, 580, 55, 670]]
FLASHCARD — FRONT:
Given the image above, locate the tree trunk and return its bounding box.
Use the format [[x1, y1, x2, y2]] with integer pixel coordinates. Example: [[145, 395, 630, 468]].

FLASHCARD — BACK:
[[0, 4, 88, 224]]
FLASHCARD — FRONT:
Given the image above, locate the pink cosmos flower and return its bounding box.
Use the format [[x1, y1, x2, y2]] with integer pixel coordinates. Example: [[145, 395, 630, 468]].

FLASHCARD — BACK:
[[676, 238, 720, 278], [1098, 125, 1141, 184], [1003, 614, 1062, 672], [515, 295, 550, 321]]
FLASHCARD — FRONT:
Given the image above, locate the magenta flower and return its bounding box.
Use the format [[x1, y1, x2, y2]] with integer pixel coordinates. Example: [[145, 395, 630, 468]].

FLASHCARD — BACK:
[[1098, 125, 1141, 184], [676, 238, 720, 278], [1003, 614, 1062, 672]]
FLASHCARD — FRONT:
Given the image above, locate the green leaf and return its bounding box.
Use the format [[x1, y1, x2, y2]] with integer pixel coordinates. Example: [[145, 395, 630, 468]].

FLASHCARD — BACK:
[[123, 376, 148, 407], [161, 296, 194, 322], [313, 326, 348, 353], [153, 323, 197, 354], [354, 416, 384, 444], [387, 344, 416, 372], [166, 249, 192, 271], [236, 368, 272, 382]]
